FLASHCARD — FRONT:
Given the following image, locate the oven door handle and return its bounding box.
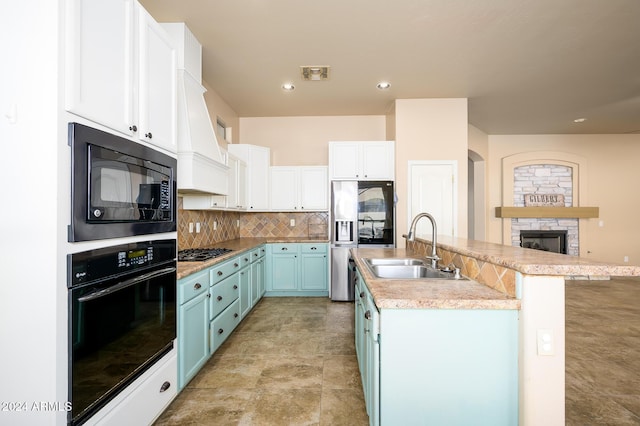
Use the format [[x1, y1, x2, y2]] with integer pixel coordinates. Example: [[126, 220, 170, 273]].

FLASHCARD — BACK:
[[77, 267, 176, 302]]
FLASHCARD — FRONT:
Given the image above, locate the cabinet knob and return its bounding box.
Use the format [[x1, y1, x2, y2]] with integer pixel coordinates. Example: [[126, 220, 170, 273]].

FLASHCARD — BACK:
[[129, 125, 137, 132], [218, 328, 224, 334], [194, 283, 201, 290], [234, 263, 239, 267], [364, 310, 372, 320], [145, 132, 153, 139], [233, 285, 238, 290], [217, 295, 223, 301], [217, 271, 223, 276], [244, 258, 249, 261], [281, 247, 288, 251], [159, 381, 171, 393], [360, 292, 365, 298], [234, 313, 239, 318]]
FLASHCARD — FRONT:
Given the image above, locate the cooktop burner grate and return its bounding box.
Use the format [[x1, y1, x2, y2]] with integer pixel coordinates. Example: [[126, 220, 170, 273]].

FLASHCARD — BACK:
[[178, 248, 233, 262]]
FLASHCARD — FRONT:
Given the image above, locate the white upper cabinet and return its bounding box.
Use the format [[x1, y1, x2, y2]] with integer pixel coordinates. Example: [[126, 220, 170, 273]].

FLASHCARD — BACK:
[[228, 144, 270, 211], [65, 0, 135, 135], [329, 141, 395, 180], [299, 166, 328, 210], [65, 0, 177, 152], [137, 5, 177, 152], [270, 166, 328, 211]]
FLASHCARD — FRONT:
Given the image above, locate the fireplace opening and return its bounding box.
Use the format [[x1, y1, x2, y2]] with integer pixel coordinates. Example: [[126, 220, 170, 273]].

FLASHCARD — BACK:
[[520, 230, 567, 254]]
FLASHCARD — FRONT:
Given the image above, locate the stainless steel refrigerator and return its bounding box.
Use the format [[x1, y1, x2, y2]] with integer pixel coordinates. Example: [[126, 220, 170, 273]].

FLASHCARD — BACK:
[[330, 180, 395, 301]]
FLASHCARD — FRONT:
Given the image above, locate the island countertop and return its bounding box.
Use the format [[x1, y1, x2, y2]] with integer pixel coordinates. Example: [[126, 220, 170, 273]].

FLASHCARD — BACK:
[[351, 247, 521, 310], [435, 235, 640, 277]]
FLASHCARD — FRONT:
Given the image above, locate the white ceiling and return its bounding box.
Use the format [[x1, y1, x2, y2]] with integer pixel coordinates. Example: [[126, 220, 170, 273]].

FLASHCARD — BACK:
[[139, 0, 640, 135]]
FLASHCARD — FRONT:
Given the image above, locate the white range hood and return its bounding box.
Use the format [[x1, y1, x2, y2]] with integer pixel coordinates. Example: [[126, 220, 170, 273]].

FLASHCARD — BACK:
[[163, 23, 228, 195]]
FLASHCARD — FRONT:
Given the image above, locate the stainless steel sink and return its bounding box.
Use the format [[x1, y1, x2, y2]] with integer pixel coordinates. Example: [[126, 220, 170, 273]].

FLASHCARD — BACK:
[[363, 258, 467, 280], [365, 258, 425, 266]]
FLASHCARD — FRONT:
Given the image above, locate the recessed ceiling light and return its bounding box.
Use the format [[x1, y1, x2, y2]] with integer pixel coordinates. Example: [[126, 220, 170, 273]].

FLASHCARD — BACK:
[[377, 81, 391, 90], [282, 83, 295, 91], [573, 118, 586, 123]]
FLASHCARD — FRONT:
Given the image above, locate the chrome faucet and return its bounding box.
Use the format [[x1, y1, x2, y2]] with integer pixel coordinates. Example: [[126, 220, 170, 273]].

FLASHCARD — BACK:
[[406, 212, 440, 268]]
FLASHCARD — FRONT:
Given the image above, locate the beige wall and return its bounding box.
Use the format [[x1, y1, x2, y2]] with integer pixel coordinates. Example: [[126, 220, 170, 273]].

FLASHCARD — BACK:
[[487, 134, 640, 265], [392, 99, 469, 247], [203, 80, 239, 149], [238, 116, 386, 165]]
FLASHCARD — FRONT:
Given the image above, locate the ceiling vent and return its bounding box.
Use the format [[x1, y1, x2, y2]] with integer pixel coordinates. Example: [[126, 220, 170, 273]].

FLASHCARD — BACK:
[[301, 66, 330, 81]]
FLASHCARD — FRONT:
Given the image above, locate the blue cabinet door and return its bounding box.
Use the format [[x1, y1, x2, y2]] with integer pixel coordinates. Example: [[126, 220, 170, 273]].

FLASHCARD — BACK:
[[178, 291, 209, 389], [270, 254, 298, 290], [300, 253, 327, 290], [239, 266, 251, 317]]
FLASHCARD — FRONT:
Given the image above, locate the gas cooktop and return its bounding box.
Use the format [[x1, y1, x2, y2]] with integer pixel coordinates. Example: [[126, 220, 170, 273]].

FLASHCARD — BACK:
[[177, 248, 233, 262]]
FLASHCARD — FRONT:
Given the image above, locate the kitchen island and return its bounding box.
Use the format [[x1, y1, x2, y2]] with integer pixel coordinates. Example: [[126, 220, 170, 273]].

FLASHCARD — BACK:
[[351, 236, 640, 426]]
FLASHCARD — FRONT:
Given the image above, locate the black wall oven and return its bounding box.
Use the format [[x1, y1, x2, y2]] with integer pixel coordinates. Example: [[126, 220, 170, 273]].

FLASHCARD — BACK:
[[69, 122, 177, 242], [67, 239, 176, 425]]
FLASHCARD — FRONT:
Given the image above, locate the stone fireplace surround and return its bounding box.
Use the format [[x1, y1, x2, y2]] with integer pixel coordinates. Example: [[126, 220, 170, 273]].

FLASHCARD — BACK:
[[512, 164, 579, 256], [500, 152, 589, 257]]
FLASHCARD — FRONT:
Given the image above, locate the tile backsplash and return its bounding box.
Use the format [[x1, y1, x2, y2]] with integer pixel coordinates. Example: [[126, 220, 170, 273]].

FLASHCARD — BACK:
[[178, 197, 328, 249]]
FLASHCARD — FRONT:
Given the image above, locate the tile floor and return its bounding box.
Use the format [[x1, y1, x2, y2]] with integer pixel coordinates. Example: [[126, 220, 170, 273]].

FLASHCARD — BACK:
[[565, 277, 640, 425], [155, 297, 369, 425], [156, 278, 640, 425]]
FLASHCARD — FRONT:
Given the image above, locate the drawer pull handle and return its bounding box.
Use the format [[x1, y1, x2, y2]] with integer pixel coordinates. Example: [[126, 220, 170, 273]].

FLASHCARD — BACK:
[[217, 271, 223, 276], [360, 292, 365, 298], [194, 283, 202, 290], [311, 247, 317, 250], [218, 328, 224, 334], [281, 247, 288, 251], [244, 258, 249, 261], [159, 381, 171, 393], [254, 253, 258, 257], [234, 263, 239, 267], [217, 295, 223, 301], [234, 313, 239, 318], [145, 132, 153, 139], [129, 125, 137, 132]]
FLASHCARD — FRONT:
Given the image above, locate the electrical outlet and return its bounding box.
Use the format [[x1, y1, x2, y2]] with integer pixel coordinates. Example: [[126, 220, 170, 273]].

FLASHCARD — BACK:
[[290, 219, 295, 227], [624, 256, 629, 263], [213, 221, 217, 231], [188, 222, 194, 233], [537, 329, 554, 356], [195, 222, 201, 233], [236, 219, 240, 227], [599, 220, 604, 227]]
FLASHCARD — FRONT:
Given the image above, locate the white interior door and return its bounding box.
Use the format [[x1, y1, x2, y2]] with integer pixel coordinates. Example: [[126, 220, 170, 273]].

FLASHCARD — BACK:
[[408, 161, 457, 238]]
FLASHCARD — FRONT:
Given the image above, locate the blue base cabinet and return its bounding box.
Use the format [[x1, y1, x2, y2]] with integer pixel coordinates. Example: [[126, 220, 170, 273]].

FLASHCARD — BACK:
[[177, 246, 266, 390], [356, 271, 519, 426], [177, 269, 210, 389], [266, 243, 329, 296]]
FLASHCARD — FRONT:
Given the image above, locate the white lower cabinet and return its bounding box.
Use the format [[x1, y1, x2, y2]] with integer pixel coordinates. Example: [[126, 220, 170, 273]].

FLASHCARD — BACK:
[[88, 350, 177, 426]]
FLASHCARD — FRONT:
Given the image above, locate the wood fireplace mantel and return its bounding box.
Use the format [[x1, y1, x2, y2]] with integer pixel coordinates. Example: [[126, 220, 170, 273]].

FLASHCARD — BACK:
[[495, 206, 599, 218]]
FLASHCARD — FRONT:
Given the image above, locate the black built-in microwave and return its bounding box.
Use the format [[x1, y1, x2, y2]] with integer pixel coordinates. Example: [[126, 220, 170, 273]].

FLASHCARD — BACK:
[[69, 123, 177, 242]]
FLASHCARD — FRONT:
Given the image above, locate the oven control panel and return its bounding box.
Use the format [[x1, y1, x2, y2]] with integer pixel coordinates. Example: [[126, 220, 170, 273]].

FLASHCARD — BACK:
[[118, 247, 153, 268], [68, 239, 175, 287]]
